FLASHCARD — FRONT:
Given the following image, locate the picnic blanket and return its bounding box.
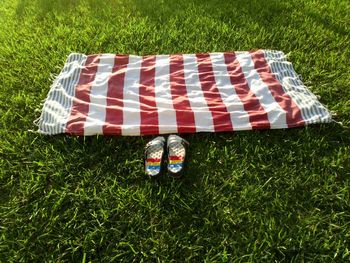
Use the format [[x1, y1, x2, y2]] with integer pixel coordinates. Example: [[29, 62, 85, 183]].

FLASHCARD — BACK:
[[36, 50, 331, 135]]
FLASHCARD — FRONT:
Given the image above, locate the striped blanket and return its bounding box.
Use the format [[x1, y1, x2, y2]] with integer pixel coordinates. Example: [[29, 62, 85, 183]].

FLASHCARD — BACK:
[[36, 50, 331, 135]]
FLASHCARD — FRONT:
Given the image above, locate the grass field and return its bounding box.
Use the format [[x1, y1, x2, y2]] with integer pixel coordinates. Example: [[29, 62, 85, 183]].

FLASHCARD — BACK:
[[1, 0, 350, 261]]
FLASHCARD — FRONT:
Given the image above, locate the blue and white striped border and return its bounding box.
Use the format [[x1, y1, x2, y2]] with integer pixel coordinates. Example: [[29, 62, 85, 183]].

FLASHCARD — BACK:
[[263, 50, 332, 125], [36, 53, 87, 134]]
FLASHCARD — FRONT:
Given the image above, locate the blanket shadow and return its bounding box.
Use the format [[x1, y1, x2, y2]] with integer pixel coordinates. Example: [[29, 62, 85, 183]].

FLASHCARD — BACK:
[[33, 123, 349, 260], [3, 120, 348, 260], [29, 122, 349, 189]]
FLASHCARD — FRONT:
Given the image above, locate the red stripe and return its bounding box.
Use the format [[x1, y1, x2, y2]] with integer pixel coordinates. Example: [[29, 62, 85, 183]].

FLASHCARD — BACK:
[[139, 55, 159, 135], [65, 55, 100, 135], [223, 52, 271, 129], [146, 158, 161, 162], [169, 55, 196, 133], [168, 156, 184, 161], [102, 55, 129, 135], [250, 50, 305, 127], [196, 53, 233, 132]]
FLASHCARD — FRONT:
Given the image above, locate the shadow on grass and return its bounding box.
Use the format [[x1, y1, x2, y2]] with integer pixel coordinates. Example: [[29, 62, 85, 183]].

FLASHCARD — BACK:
[[14, 0, 299, 34], [16, 0, 126, 17], [2, 122, 349, 261], [13, 122, 349, 191], [129, 0, 349, 37], [15, 0, 349, 41]]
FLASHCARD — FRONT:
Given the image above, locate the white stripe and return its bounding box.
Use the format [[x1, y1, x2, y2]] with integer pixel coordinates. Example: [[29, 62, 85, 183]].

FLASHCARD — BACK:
[[210, 53, 252, 130], [182, 54, 214, 132], [154, 55, 178, 134], [236, 53, 287, 128], [84, 54, 115, 135], [121, 55, 142, 135]]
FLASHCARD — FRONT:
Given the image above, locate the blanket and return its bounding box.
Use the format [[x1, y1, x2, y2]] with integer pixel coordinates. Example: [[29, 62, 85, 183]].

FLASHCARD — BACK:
[[36, 50, 331, 135]]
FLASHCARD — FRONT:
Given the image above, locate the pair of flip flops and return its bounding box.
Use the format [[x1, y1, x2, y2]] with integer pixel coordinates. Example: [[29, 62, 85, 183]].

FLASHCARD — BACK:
[[144, 135, 189, 179]]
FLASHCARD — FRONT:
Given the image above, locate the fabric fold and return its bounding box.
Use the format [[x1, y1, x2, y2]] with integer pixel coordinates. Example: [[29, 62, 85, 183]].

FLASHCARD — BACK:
[[36, 50, 332, 136]]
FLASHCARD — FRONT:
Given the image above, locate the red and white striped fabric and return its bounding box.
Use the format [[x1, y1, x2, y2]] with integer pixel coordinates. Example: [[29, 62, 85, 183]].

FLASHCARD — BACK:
[[36, 50, 331, 135]]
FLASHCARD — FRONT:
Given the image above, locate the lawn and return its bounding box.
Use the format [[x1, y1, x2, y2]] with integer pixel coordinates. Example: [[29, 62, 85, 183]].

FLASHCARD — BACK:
[[1, 0, 350, 261]]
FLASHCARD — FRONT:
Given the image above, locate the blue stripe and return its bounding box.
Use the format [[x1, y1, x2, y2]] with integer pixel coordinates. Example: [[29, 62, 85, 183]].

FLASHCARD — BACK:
[[147, 165, 161, 170]]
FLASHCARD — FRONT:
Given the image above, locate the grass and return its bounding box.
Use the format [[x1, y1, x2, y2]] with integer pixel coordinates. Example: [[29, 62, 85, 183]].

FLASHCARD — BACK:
[[1, 0, 350, 261]]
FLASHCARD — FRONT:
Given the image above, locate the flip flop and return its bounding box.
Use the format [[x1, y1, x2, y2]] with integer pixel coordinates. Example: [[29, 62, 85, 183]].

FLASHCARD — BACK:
[[167, 135, 189, 178], [144, 136, 166, 178]]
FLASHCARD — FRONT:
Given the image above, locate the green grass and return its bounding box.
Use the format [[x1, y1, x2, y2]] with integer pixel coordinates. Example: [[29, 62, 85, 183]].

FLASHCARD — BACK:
[[1, 0, 350, 261]]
